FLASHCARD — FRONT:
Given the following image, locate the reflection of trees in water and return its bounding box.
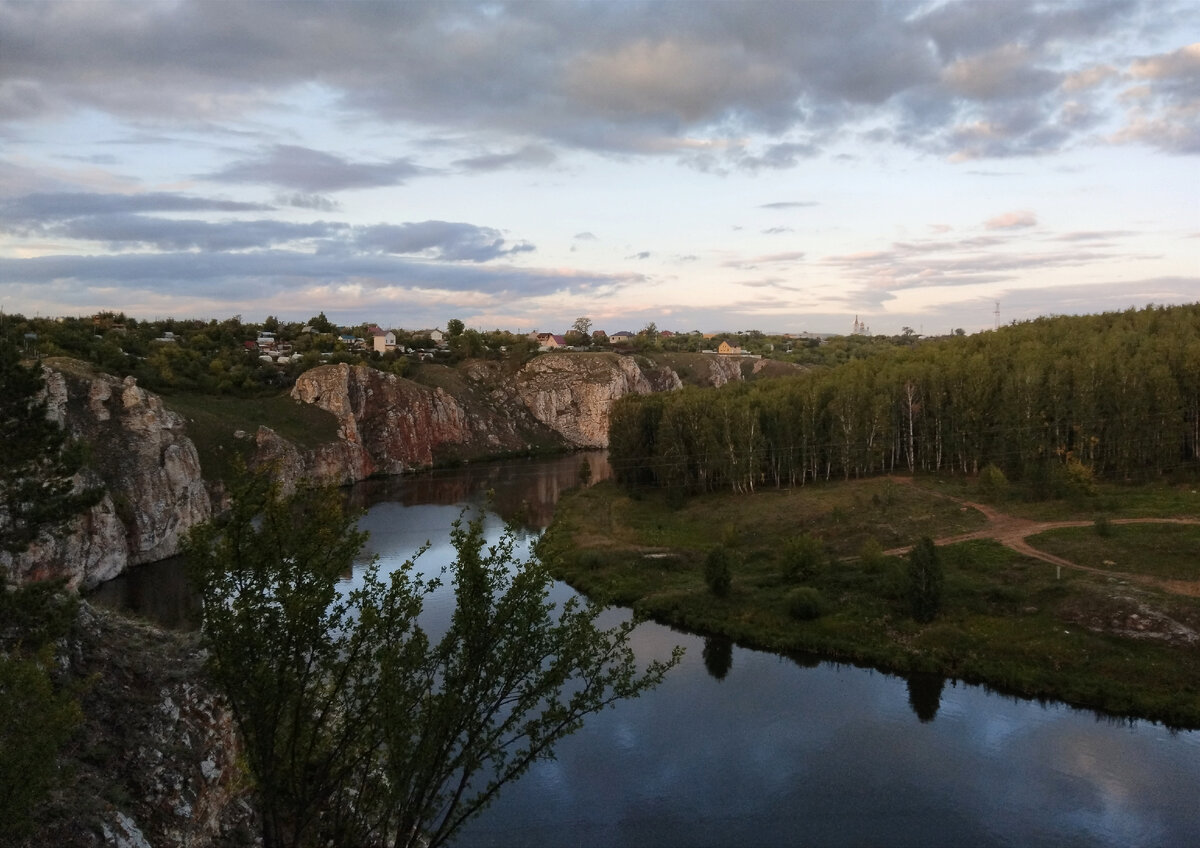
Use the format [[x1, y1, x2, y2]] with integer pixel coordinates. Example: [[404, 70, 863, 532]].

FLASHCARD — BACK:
[[348, 452, 611, 530], [906, 673, 946, 723], [702, 635, 733, 681]]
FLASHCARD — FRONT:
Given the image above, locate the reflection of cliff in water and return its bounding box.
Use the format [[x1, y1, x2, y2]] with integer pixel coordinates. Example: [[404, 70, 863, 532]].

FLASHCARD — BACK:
[[348, 451, 610, 529]]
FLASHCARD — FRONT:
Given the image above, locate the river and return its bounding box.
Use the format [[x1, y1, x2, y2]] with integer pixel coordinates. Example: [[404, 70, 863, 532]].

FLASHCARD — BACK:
[[92, 453, 1200, 847]]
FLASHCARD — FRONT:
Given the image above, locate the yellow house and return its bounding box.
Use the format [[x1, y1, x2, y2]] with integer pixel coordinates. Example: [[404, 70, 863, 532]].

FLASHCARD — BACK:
[[718, 340, 742, 355]]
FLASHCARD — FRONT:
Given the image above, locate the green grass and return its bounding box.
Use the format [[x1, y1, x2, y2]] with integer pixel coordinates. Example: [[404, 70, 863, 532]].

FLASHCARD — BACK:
[[161, 392, 340, 481], [911, 475, 1200, 521], [1028, 523, 1200, 580], [539, 480, 1200, 728]]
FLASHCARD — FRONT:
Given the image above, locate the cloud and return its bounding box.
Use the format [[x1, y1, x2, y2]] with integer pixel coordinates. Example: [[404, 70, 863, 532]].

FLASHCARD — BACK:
[[762, 227, 794, 235], [278, 192, 340, 212], [4, 0, 1183, 165], [724, 251, 806, 269], [355, 221, 535, 262], [453, 145, 557, 172], [985, 210, 1038, 230], [626, 251, 651, 260], [11, 215, 343, 252], [574, 232, 598, 241], [1, 191, 272, 221], [207, 145, 427, 192], [0, 250, 637, 303]]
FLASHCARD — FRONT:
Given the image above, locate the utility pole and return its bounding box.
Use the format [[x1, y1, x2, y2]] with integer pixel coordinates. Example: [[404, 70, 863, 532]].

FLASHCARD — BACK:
[[994, 301, 1000, 330]]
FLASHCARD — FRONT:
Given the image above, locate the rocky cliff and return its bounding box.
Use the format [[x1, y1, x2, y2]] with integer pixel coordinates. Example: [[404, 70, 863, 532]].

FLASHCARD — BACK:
[[283, 362, 558, 484], [19, 602, 254, 848], [2, 361, 211, 590], [515, 352, 677, 447]]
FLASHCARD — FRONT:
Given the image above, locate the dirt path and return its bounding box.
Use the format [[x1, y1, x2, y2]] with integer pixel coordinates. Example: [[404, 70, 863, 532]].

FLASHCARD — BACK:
[[882, 478, 1200, 597]]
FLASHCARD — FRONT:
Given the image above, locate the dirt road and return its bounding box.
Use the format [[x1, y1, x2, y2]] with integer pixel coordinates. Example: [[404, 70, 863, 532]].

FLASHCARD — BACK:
[[883, 478, 1200, 597]]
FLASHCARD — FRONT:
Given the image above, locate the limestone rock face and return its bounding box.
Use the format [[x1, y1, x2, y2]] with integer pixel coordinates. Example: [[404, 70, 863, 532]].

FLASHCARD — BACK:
[[515, 353, 659, 447], [701, 355, 745, 387], [290, 363, 474, 479], [24, 603, 255, 847], [2, 362, 211, 590]]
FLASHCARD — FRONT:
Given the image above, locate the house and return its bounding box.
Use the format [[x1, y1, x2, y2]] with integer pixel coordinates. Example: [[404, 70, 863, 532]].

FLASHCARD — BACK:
[[592, 330, 608, 341], [609, 330, 635, 342], [659, 330, 674, 338], [536, 332, 567, 349], [718, 340, 743, 355], [369, 325, 397, 354], [415, 328, 445, 343]]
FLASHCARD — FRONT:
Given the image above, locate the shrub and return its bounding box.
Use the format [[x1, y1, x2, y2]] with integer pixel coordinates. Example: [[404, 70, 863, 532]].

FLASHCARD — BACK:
[[782, 533, 825, 581], [786, 587, 825, 621], [704, 546, 734, 598], [1094, 515, 1112, 537], [1062, 458, 1097, 499], [978, 464, 1008, 499], [906, 536, 943, 623], [858, 537, 886, 572]]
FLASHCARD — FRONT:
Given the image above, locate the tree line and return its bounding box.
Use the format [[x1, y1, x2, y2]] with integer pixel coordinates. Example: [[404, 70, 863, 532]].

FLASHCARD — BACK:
[[609, 304, 1200, 494]]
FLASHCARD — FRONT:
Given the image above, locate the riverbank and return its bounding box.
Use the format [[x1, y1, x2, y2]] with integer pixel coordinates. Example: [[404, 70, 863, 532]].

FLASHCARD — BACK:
[[537, 476, 1200, 728]]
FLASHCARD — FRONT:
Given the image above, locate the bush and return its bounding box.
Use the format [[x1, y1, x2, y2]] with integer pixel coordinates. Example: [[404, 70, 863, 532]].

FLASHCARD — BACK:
[[1094, 515, 1112, 537], [1062, 458, 1097, 499], [786, 587, 825, 621], [858, 537, 886, 572], [704, 546, 734, 598], [906, 536, 943, 623], [978, 464, 1008, 499], [782, 533, 825, 581]]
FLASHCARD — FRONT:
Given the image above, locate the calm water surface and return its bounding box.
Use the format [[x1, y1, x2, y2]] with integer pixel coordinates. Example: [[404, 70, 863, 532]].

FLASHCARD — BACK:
[[93, 454, 1200, 847]]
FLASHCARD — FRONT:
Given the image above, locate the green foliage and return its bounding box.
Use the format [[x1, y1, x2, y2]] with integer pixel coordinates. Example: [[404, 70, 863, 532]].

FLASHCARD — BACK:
[[906, 536, 943, 623], [0, 583, 83, 840], [786, 587, 825, 621], [781, 533, 825, 581], [978, 464, 1009, 499], [0, 341, 102, 555], [704, 546, 734, 597], [1062, 458, 1098, 499], [608, 303, 1200, 493], [186, 469, 678, 848], [858, 537, 886, 571], [446, 318, 465, 337], [1094, 515, 1112, 537]]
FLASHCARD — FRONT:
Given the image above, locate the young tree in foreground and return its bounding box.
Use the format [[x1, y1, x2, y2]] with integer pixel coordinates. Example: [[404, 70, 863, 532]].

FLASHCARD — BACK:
[[186, 471, 680, 848]]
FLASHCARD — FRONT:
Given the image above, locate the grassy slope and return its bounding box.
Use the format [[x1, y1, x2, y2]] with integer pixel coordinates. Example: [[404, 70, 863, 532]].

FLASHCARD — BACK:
[[161, 392, 341, 481], [538, 477, 1200, 727]]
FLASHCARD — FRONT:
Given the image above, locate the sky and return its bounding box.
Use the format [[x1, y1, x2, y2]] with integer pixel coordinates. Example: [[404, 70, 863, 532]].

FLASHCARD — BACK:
[[1, 0, 1197, 336]]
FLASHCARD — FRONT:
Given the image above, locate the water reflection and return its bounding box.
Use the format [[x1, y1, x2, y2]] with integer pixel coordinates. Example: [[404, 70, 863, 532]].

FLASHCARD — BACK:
[[89, 452, 607, 628], [347, 451, 610, 530], [87, 555, 201, 629], [702, 634, 733, 680], [906, 672, 947, 723], [85, 451, 1200, 846]]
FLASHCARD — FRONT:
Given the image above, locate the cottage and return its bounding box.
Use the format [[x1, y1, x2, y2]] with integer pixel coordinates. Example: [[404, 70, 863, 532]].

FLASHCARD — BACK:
[[369, 326, 397, 354], [609, 330, 635, 342], [718, 340, 743, 355]]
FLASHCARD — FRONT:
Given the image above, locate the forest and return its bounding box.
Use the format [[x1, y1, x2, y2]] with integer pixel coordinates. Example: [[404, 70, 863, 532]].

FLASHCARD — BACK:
[[609, 304, 1200, 494]]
